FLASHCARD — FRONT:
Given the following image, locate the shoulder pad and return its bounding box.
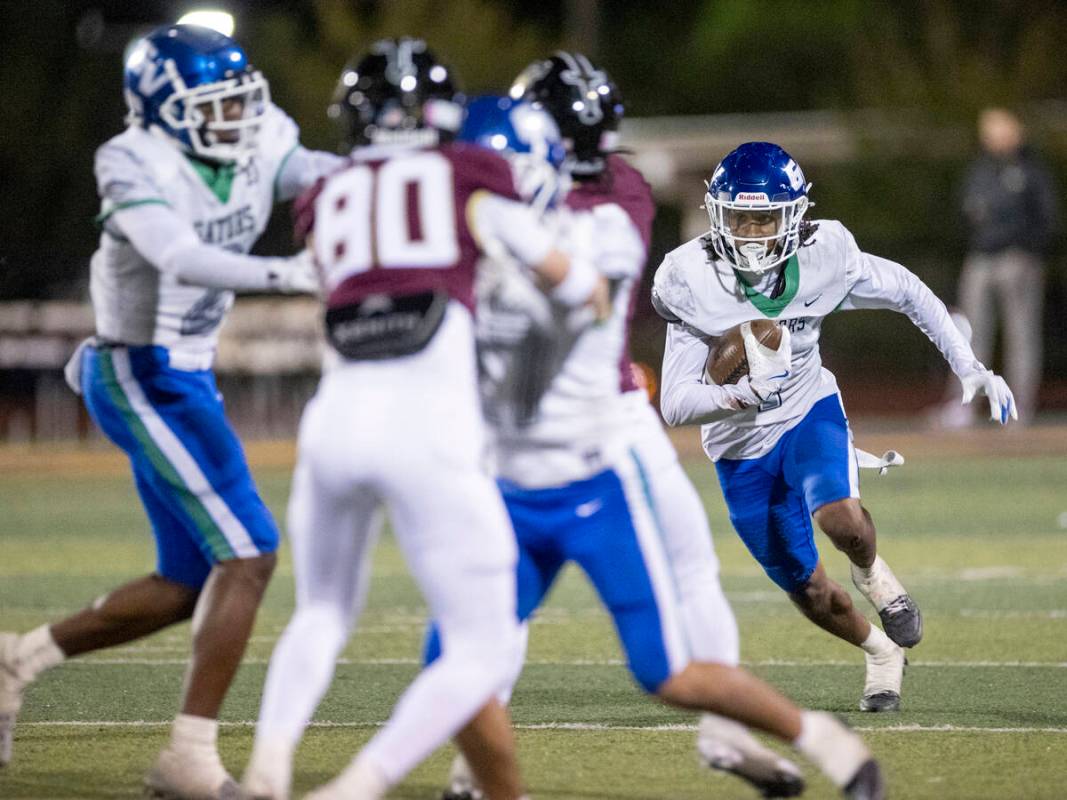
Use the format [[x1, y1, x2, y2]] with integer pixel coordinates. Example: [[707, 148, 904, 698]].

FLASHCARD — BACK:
[[650, 285, 681, 323]]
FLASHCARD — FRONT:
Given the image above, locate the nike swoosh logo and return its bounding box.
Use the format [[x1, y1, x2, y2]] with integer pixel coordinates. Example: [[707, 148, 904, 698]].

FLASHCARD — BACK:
[[803, 294, 822, 307], [769, 371, 790, 381]]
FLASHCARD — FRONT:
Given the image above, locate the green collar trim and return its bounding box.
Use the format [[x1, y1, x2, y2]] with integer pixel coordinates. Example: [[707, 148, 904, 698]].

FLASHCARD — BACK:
[[187, 156, 236, 204], [734, 254, 799, 318]]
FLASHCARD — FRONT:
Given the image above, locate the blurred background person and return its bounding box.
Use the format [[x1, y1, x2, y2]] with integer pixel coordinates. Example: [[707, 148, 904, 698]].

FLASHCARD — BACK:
[[947, 107, 1061, 427]]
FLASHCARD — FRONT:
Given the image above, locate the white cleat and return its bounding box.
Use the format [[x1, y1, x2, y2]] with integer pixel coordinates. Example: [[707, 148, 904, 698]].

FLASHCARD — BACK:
[[860, 641, 906, 712], [0, 633, 27, 768], [242, 769, 288, 800], [303, 758, 388, 800], [851, 557, 923, 648], [697, 714, 805, 798], [440, 752, 484, 800], [242, 741, 294, 800], [144, 745, 241, 800]]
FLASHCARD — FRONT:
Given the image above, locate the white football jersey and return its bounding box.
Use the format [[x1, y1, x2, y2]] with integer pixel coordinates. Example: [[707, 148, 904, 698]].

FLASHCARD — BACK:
[[486, 203, 648, 487], [654, 220, 981, 461], [89, 105, 326, 363]]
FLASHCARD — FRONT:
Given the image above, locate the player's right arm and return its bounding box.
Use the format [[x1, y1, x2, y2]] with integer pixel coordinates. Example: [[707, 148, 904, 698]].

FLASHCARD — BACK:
[[469, 191, 607, 311], [658, 320, 761, 426], [95, 144, 316, 293]]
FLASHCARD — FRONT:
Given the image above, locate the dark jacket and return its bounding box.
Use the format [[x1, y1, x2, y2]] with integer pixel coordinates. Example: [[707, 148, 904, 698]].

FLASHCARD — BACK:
[[960, 147, 1061, 257]]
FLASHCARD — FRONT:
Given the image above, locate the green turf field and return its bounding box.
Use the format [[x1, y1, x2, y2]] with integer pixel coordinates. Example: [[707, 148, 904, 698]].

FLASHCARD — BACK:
[[1, 439, 1065, 799]]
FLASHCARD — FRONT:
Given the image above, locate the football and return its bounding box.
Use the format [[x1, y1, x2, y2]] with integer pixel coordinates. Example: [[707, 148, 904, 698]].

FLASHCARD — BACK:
[[705, 319, 782, 385]]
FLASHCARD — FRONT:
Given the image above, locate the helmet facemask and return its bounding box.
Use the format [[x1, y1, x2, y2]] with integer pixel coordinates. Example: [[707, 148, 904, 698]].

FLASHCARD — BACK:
[[157, 62, 270, 162], [705, 190, 809, 275]]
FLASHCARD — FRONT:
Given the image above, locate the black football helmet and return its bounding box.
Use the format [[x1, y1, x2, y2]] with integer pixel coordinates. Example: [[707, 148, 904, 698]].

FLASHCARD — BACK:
[[329, 37, 463, 148], [509, 51, 623, 177]]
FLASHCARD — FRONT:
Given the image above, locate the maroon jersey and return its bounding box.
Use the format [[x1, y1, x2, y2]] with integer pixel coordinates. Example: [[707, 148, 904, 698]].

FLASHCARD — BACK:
[[566, 154, 656, 391], [301, 143, 521, 315]]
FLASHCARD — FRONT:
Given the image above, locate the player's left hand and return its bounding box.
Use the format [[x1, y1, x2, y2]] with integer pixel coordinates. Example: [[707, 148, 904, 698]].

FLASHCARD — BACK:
[[960, 368, 1017, 424]]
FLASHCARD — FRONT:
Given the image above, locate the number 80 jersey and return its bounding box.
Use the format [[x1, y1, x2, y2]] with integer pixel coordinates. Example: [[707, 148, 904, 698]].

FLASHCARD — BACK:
[[305, 142, 549, 317]]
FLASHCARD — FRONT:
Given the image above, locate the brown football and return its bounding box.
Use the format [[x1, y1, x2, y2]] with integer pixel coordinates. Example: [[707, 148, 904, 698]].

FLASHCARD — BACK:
[[705, 319, 783, 385]]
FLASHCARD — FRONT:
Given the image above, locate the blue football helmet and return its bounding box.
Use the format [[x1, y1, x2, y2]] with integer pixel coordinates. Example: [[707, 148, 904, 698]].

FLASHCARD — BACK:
[[123, 24, 270, 162], [460, 95, 569, 214], [705, 142, 812, 274]]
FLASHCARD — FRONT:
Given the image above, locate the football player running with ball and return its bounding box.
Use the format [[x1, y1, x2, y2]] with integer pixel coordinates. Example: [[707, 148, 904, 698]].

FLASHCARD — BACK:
[[653, 141, 1016, 714], [431, 56, 886, 800], [0, 24, 343, 798], [241, 39, 610, 800]]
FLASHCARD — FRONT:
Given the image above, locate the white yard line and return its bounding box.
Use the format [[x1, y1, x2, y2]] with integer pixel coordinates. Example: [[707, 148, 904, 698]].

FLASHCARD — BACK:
[[71, 657, 1067, 667], [18, 720, 1067, 734]]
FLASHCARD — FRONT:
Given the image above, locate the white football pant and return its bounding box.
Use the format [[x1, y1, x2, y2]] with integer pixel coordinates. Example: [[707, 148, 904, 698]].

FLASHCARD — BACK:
[[253, 303, 522, 787]]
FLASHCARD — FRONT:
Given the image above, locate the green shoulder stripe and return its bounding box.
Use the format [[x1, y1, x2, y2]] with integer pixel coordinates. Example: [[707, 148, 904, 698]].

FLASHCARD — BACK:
[[94, 198, 169, 228], [272, 143, 300, 204], [734, 254, 799, 318]]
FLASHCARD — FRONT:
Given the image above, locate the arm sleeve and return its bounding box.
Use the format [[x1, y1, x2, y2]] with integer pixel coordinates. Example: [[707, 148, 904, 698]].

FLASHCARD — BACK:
[[274, 146, 347, 204], [110, 203, 292, 292], [588, 203, 647, 280], [470, 192, 555, 267], [840, 252, 983, 377], [1029, 160, 1061, 253], [659, 321, 758, 426]]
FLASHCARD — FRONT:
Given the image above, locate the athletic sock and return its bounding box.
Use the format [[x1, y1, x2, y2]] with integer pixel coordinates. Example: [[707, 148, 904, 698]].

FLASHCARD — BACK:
[[170, 713, 219, 755], [13, 626, 65, 682], [859, 625, 894, 655], [793, 710, 869, 789]]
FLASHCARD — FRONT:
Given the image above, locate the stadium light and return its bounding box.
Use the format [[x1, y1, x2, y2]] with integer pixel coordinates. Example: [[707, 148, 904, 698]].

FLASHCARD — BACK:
[[177, 9, 235, 36]]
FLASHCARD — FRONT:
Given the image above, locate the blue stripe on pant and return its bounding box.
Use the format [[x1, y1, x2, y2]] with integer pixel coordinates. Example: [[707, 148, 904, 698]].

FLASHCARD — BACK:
[[715, 393, 856, 593], [425, 465, 677, 693]]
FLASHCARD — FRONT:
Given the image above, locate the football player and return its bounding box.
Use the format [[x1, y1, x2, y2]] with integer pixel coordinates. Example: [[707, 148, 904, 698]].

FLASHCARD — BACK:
[[429, 55, 885, 800], [653, 141, 1016, 714], [0, 23, 345, 798], [241, 39, 606, 800]]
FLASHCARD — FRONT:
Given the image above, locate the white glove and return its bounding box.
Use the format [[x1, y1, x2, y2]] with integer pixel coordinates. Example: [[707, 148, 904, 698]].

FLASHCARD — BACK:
[[742, 322, 792, 400], [960, 368, 1017, 424], [270, 250, 321, 295]]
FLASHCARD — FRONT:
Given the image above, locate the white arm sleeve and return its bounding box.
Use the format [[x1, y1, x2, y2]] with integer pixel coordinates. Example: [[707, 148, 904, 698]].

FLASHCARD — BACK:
[[471, 192, 554, 266], [470, 192, 600, 308], [274, 146, 347, 203], [111, 203, 291, 292], [580, 203, 646, 279], [659, 321, 758, 426], [841, 253, 983, 377]]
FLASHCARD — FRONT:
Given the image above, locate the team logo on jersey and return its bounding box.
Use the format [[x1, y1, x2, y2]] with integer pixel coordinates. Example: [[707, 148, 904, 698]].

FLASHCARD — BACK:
[[557, 52, 607, 125], [194, 205, 258, 246]]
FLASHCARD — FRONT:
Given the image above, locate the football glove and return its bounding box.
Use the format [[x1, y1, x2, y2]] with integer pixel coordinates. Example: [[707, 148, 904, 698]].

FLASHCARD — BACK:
[[270, 250, 321, 295], [742, 321, 792, 401], [960, 368, 1017, 424]]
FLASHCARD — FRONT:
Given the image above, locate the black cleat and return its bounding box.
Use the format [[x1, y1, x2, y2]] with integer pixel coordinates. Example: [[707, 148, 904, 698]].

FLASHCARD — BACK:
[[859, 690, 900, 713], [879, 594, 923, 648], [843, 758, 886, 800], [441, 792, 481, 800], [708, 760, 806, 798]]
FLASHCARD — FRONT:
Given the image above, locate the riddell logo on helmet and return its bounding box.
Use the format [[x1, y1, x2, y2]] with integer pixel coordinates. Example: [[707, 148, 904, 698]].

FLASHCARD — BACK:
[[735, 192, 769, 202]]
